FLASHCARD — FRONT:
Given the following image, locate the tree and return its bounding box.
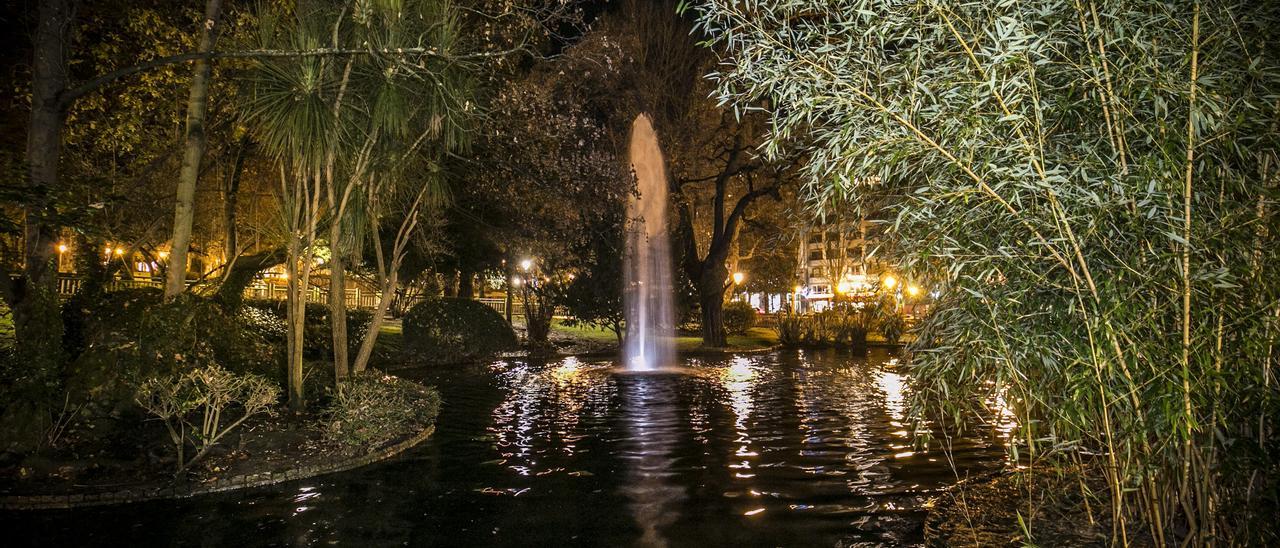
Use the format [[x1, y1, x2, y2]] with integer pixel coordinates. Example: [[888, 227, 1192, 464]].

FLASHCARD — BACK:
[[164, 0, 225, 299], [690, 0, 1280, 542], [560, 211, 626, 343]]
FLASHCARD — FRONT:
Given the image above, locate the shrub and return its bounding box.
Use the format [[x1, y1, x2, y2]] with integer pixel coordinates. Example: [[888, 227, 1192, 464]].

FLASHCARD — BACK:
[[775, 313, 803, 346], [240, 300, 375, 359], [64, 292, 278, 423], [135, 364, 278, 475], [723, 300, 757, 335], [779, 305, 870, 349], [319, 374, 440, 448], [402, 298, 517, 364]]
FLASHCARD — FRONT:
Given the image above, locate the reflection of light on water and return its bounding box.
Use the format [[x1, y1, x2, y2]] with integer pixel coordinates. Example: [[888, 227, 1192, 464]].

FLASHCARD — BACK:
[[720, 357, 756, 432], [490, 358, 611, 472], [622, 378, 683, 548], [876, 368, 907, 423], [986, 386, 1022, 467]]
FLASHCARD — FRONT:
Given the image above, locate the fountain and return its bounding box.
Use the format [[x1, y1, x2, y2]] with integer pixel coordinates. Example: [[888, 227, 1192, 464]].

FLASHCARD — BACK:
[[623, 114, 676, 371]]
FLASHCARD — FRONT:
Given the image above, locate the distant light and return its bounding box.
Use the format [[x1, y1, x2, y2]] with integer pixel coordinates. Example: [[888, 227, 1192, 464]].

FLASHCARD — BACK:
[[836, 280, 851, 294], [114, 247, 124, 256], [56, 243, 67, 253], [520, 259, 533, 271], [511, 276, 523, 287], [732, 272, 745, 285], [104, 246, 112, 255], [567, 273, 575, 280], [158, 251, 170, 259], [882, 274, 897, 289], [906, 284, 921, 297], [794, 285, 802, 293], [744, 508, 766, 516]]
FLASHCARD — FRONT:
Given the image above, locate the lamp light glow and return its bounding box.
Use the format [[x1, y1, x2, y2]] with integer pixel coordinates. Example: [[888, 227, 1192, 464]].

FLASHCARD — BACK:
[[882, 274, 898, 289], [732, 272, 745, 285]]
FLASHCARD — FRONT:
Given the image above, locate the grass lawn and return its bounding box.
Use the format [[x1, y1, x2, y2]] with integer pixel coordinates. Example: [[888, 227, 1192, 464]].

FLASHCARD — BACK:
[[549, 319, 777, 353]]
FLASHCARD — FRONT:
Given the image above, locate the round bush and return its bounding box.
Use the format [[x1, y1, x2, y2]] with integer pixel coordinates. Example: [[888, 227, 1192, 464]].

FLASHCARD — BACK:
[[723, 300, 758, 335], [402, 298, 517, 364]]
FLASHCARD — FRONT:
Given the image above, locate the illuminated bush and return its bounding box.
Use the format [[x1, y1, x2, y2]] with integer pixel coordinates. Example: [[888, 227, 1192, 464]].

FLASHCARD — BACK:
[[723, 300, 757, 335], [319, 374, 440, 448]]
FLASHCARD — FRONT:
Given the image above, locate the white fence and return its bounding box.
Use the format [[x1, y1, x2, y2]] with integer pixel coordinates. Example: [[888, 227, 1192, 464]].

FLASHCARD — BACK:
[[53, 275, 517, 315]]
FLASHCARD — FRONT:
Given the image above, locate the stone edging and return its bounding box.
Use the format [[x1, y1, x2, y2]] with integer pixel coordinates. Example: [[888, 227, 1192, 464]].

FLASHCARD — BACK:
[[0, 424, 435, 511]]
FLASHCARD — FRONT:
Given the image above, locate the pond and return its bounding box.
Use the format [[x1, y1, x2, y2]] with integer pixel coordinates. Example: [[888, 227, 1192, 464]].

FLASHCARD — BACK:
[[5, 349, 1012, 547]]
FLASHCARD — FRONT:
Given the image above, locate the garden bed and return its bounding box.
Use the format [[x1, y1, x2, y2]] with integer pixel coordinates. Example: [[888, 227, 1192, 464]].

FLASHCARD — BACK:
[[0, 374, 438, 510]]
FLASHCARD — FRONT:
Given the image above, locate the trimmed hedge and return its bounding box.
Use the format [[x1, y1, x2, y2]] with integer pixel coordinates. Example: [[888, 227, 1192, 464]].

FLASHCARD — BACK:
[[402, 298, 516, 364]]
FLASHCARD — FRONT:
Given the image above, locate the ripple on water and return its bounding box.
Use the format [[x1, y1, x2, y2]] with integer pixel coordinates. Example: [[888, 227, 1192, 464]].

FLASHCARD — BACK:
[[2, 349, 1012, 547]]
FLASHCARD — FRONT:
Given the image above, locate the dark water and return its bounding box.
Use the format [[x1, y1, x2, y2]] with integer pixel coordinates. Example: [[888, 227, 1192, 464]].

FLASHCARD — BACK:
[[5, 349, 1012, 547]]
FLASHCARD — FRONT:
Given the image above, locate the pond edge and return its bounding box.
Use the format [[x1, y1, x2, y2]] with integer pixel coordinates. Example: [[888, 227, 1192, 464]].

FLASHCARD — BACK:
[[0, 424, 436, 511]]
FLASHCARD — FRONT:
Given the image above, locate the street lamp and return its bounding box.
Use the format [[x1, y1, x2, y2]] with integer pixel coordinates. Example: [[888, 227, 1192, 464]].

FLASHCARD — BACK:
[[906, 284, 921, 298], [732, 272, 744, 285], [882, 274, 897, 290], [520, 258, 533, 272]]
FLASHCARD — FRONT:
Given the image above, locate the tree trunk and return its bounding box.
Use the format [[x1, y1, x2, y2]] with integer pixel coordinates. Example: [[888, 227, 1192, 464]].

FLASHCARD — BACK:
[[458, 267, 474, 299], [353, 272, 397, 374], [327, 221, 349, 380], [699, 266, 728, 347], [442, 270, 457, 297], [213, 248, 286, 310], [165, 0, 224, 299], [14, 0, 73, 378], [285, 236, 306, 411], [223, 136, 249, 267]]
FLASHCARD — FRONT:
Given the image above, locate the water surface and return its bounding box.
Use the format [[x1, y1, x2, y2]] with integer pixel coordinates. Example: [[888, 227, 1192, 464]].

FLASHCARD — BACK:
[[5, 349, 1010, 547]]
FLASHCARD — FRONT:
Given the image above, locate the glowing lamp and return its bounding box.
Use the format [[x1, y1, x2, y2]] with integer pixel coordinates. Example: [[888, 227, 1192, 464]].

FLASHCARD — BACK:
[[907, 284, 921, 297], [114, 247, 124, 256], [882, 274, 897, 289], [57, 243, 67, 253], [732, 272, 745, 285], [520, 258, 533, 271]]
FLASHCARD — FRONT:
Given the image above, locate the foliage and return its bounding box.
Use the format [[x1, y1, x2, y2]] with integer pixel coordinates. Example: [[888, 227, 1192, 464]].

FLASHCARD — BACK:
[[691, 0, 1280, 541], [319, 374, 440, 448], [239, 299, 374, 360], [559, 211, 626, 342], [722, 300, 757, 335], [63, 290, 277, 416], [774, 312, 802, 347], [775, 305, 873, 349], [402, 297, 517, 363], [135, 364, 278, 475]]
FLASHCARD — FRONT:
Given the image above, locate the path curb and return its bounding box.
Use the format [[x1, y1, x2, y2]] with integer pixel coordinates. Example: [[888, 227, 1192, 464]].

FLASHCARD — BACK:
[[0, 424, 435, 510]]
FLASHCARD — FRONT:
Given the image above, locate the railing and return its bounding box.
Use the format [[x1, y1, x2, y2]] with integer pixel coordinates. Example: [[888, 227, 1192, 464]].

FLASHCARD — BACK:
[[54, 275, 380, 310], [51, 275, 509, 314]]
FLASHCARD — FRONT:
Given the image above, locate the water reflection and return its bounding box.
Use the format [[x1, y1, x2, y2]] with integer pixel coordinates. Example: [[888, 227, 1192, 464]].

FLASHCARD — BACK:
[[619, 375, 685, 547], [4, 350, 1014, 547]]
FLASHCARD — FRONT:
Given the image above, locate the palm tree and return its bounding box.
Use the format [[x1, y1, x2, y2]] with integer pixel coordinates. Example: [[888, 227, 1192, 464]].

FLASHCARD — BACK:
[[241, 0, 473, 408]]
